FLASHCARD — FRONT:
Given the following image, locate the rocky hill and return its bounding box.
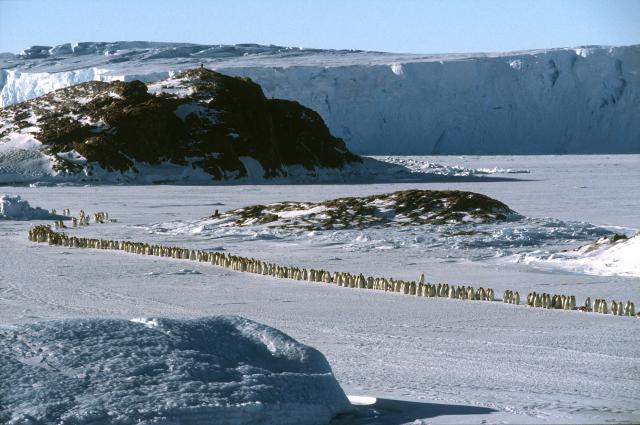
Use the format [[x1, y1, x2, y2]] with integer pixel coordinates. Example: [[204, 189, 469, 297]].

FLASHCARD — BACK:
[[211, 189, 521, 230], [0, 68, 361, 183]]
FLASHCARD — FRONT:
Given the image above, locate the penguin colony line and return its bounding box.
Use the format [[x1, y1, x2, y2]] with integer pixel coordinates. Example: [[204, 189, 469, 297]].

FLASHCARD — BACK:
[[51, 209, 115, 229], [28, 223, 638, 319]]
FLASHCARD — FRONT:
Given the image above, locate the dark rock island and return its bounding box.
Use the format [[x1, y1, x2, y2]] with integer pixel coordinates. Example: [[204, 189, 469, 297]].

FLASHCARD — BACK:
[[0, 68, 360, 182]]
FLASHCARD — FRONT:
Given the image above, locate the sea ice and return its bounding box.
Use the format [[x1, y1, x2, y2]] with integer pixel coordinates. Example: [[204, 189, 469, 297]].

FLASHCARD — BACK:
[[0, 156, 638, 424]]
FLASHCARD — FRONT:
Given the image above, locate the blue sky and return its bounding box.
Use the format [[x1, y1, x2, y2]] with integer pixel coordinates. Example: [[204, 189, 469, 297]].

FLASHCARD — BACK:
[[1, 0, 639, 54]]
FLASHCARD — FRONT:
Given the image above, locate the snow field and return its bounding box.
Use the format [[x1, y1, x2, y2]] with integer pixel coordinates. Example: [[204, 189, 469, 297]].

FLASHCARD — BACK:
[[1, 155, 639, 423], [27, 224, 640, 321], [2, 225, 638, 424]]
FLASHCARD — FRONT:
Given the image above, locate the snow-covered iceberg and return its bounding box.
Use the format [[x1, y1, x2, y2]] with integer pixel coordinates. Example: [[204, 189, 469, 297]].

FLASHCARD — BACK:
[[0, 194, 60, 220], [1, 42, 639, 154], [0, 316, 351, 425]]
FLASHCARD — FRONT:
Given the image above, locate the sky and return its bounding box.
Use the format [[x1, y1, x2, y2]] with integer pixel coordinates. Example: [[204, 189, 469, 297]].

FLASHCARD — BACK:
[[1, 0, 639, 54]]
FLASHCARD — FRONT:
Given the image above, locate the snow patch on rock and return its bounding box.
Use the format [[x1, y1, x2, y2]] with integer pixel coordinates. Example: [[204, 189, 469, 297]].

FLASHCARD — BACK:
[[0, 133, 43, 151]]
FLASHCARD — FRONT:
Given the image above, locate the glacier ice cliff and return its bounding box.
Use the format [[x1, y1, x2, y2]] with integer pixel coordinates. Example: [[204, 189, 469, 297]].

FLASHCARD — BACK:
[[1, 42, 639, 154]]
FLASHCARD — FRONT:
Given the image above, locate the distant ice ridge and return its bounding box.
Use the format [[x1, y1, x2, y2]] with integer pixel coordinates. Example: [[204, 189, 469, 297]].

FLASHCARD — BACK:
[[0, 194, 60, 220], [1, 42, 639, 154], [0, 316, 351, 425], [376, 156, 530, 176], [513, 233, 640, 277], [0, 67, 171, 107]]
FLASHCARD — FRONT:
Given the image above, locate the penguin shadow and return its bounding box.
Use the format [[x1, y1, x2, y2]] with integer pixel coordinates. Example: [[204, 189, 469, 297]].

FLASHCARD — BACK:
[[330, 397, 497, 425]]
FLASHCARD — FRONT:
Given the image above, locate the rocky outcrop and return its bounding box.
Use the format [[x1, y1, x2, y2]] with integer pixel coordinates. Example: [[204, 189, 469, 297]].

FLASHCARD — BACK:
[[0, 68, 360, 182], [213, 189, 521, 230]]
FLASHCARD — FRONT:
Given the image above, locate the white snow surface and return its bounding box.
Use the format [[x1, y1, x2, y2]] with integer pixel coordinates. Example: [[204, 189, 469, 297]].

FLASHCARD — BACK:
[[1, 155, 639, 424], [1, 133, 43, 151], [0, 134, 524, 184], [0, 316, 351, 425], [0, 194, 60, 220], [1, 42, 639, 154], [516, 233, 640, 277]]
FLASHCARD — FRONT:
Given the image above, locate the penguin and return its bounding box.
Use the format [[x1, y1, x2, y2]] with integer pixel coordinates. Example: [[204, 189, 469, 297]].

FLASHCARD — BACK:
[[487, 288, 494, 301], [527, 292, 534, 306], [534, 294, 542, 308], [467, 287, 475, 300], [600, 300, 608, 314], [477, 287, 485, 301]]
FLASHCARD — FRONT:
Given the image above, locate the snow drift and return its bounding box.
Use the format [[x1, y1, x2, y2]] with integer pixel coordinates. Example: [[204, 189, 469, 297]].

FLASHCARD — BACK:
[[0, 316, 351, 425], [515, 233, 640, 277], [1, 42, 639, 154], [0, 194, 60, 220]]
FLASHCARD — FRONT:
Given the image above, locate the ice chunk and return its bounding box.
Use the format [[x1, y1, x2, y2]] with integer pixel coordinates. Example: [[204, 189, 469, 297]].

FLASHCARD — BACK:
[[0, 316, 351, 425], [0, 194, 59, 220]]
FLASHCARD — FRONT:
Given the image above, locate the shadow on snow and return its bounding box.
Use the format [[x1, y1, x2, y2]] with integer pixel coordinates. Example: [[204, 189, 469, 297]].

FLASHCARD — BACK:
[[331, 397, 497, 425]]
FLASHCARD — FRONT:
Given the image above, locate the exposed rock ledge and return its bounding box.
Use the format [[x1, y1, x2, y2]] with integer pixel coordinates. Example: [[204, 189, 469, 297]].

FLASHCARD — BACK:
[[212, 189, 522, 230]]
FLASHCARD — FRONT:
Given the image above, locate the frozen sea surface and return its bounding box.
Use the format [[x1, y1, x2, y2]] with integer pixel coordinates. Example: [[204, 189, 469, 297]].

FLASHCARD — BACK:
[[1, 155, 639, 424]]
